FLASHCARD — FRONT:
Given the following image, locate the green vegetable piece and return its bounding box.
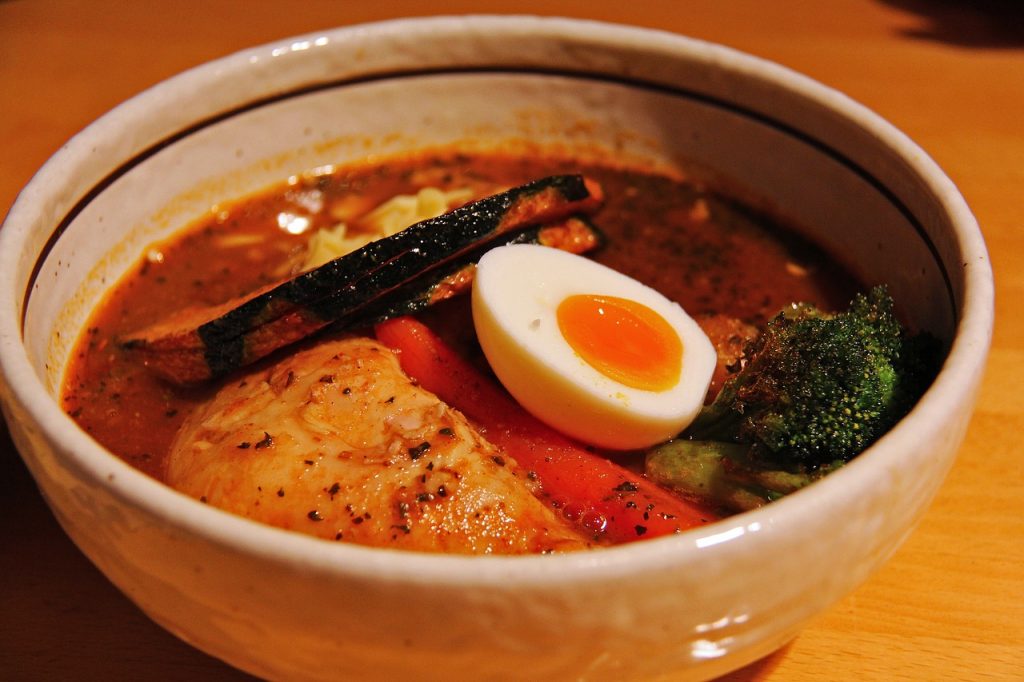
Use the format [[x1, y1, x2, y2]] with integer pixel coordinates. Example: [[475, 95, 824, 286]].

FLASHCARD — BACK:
[[646, 286, 941, 511], [645, 439, 828, 512], [687, 286, 942, 470]]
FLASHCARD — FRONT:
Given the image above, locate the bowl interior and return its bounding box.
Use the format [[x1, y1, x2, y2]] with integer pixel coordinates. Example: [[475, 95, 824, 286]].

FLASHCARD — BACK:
[[23, 29, 963, 394]]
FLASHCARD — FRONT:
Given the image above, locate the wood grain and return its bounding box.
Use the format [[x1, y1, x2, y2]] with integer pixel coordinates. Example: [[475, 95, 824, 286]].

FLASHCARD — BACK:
[[2, 1, 1022, 679]]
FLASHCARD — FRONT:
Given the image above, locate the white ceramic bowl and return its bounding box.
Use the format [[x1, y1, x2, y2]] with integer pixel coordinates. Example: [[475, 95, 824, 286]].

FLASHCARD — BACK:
[[0, 16, 993, 681]]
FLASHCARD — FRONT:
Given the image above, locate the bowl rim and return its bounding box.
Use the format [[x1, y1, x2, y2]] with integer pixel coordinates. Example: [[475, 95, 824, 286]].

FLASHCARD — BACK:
[[0, 15, 994, 585]]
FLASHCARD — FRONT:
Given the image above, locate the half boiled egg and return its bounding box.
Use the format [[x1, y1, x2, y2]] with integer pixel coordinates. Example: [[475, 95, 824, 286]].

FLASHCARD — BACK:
[[471, 244, 716, 450]]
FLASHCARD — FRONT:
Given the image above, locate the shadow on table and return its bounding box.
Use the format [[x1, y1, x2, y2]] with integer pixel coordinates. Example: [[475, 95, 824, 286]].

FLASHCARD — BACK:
[[879, 0, 1024, 48], [714, 642, 792, 681]]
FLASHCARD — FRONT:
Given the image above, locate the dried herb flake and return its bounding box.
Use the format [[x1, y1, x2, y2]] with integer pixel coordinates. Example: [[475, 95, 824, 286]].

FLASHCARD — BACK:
[[408, 442, 431, 460]]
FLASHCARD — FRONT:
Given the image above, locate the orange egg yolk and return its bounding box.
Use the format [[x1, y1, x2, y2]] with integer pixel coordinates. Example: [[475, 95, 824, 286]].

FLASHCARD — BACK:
[[556, 294, 682, 392]]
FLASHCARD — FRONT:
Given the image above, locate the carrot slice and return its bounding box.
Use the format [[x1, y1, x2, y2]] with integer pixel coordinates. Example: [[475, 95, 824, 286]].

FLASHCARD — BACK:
[[375, 316, 719, 544]]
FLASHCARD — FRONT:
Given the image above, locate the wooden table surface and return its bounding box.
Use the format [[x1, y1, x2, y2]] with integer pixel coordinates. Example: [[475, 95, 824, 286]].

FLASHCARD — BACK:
[[2, 1, 1021, 679]]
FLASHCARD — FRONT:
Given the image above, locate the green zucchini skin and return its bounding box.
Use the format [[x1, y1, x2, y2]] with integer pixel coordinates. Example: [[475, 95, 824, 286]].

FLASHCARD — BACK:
[[352, 216, 605, 325], [127, 175, 602, 384]]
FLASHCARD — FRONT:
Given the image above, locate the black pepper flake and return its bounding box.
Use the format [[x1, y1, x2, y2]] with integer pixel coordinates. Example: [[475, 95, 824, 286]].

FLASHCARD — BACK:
[[491, 455, 506, 467], [385, 396, 395, 404], [426, 461, 434, 471], [352, 516, 364, 525], [304, 459, 315, 465], [437, 485, 448, 498], [408, 442, 431, 460], [613, 481, 639, 493], [635, 525, 648, 536], [237, 442, 251, 449], [254, 432, 273, 449], [68, 408, 82, 418], [625, 501, 638, 509], [308, 510, 324, 522], [277, 488, 285, 497], [342, 387, 352, 395], [199, 496, 208, 504], [439, 427, 454, 437], [527, 471, 538, 481], [164, 408, 178, 417], [391, 524, 411, 534], [416, 492, 435, 503], [326, 482, 341, 499], [335, 532, 344, 540], [319, 374, 334, 384]]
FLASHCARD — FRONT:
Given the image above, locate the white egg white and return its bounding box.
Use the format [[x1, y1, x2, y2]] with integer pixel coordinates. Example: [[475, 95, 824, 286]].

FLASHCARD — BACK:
[[471, 244, 717, 450]]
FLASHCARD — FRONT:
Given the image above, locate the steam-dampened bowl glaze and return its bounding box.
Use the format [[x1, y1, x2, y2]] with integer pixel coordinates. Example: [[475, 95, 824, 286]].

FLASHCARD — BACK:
[[0, 16, 992, 681]]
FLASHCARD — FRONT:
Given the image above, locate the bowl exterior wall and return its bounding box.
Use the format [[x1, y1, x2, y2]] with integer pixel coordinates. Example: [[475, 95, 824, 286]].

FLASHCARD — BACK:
[[0, 381, 979, 680]]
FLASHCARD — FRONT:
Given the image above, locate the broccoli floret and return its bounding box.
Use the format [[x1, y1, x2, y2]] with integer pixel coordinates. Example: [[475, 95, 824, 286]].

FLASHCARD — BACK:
[[645, 286, 941, 511], [689, 285, 938, 468]]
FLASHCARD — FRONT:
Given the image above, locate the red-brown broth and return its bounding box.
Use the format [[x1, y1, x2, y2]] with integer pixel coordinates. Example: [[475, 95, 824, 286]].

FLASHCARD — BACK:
[[62, 152, 858, 485]]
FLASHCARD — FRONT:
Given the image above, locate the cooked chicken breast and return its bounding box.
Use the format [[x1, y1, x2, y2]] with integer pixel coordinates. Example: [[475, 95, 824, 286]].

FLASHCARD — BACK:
[[165, 335, 590, 554]]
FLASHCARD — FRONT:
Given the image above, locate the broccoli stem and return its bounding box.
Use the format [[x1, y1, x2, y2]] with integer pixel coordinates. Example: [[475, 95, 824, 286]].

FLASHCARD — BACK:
[[645, 439, 819, 512]]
